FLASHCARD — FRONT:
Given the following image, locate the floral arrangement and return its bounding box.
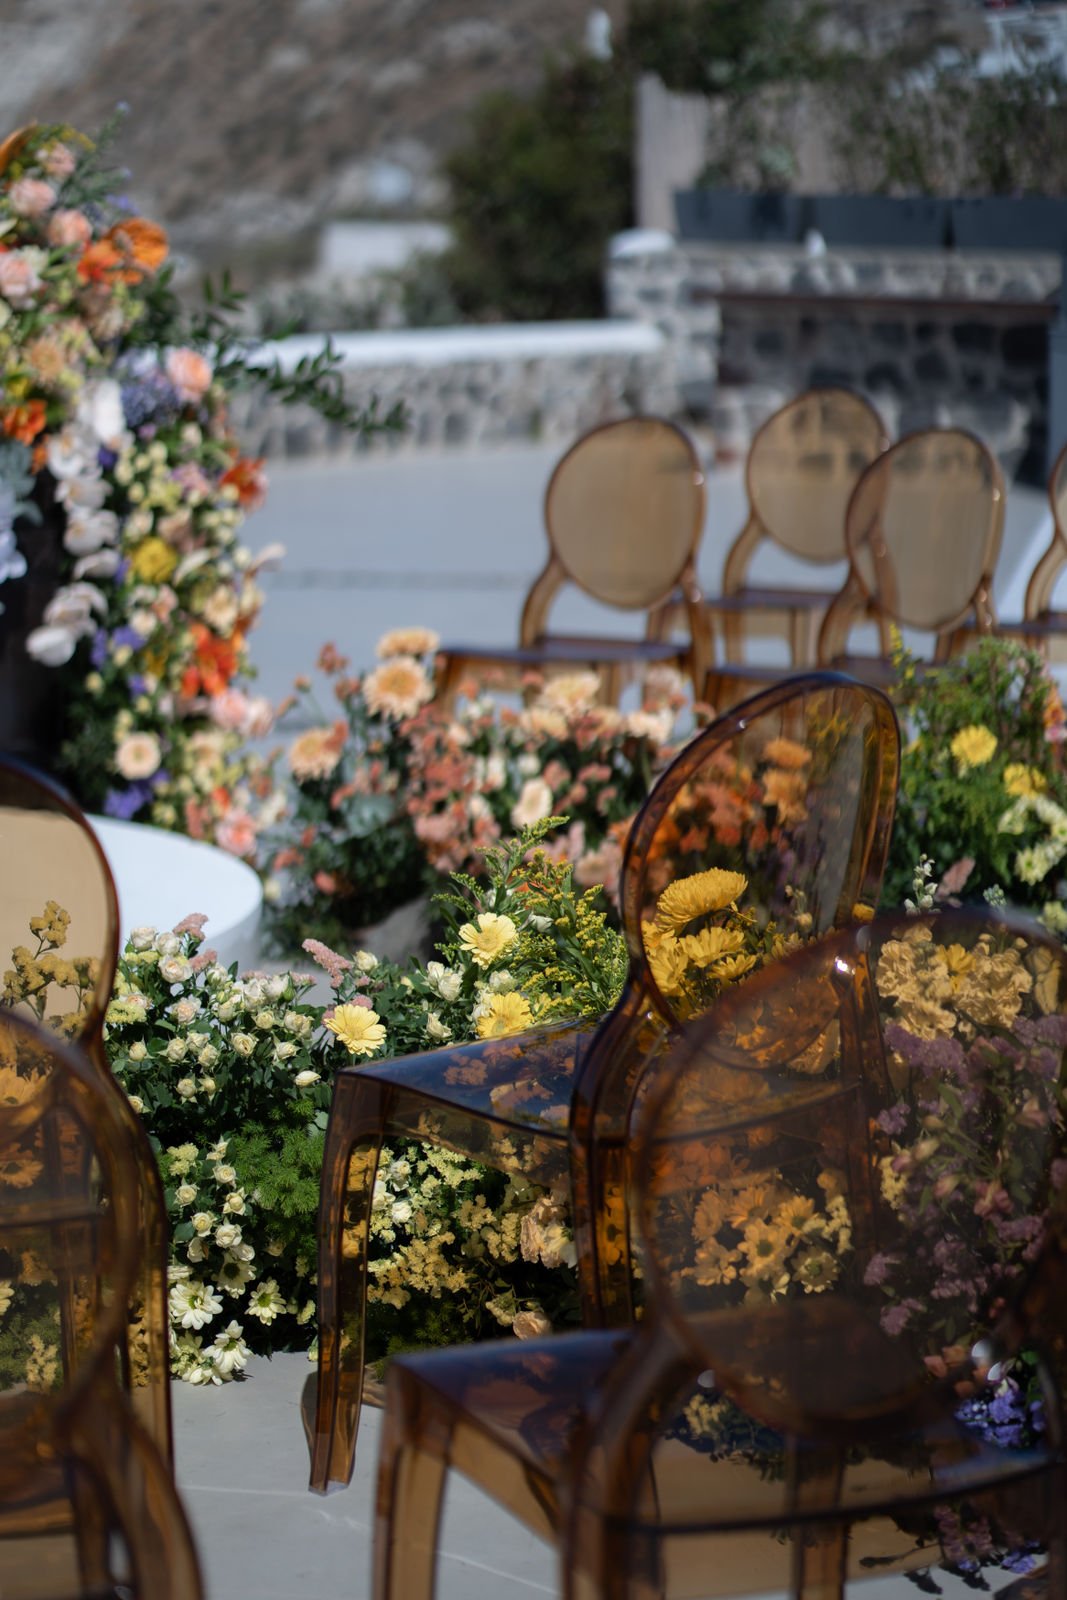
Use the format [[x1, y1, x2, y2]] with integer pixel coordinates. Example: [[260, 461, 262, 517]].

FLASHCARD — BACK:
[[0, 116, 398, 849], [265, 636, 688, 951], [36, 820, 622, 1385], [886, 637, 1067, 929]]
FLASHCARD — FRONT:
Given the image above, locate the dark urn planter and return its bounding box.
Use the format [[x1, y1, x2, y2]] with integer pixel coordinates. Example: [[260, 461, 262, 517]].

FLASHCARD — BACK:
[[0, 475, 70, 772], [949, 196, 1067, 253], [809, 194, 949, 250], [673, 188, 805, 244]]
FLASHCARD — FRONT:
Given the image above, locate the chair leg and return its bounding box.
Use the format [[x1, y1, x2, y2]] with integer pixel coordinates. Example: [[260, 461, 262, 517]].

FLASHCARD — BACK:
[[308, 1076, 388, 1491], [787, 1442, 847, 1600], [374, 1375, 449, 1600]]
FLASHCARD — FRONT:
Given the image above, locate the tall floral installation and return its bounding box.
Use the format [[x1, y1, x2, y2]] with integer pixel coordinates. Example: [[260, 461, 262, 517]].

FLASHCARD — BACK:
[[0, 117, 400, 851]]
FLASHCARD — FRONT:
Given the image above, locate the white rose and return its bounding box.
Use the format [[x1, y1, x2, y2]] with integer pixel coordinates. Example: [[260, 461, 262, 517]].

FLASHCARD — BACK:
[[354, 950, 379, 973], [176, 1078, 197, 1100], [511, 777, 554, 831], [191, 1212, 214, 1236], [294, 1069, 320, 1088], [128, 1040, 148, 1061], [176, 1183, 197, 1206], [165, 1038, 188, 1064], [232, 1033, 256, 1057], [130, 927, 157, 951], [159, 956, 193, 984]]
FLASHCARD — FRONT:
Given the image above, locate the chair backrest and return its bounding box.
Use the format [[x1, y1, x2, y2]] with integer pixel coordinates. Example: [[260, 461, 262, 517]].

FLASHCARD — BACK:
[[725, 388, 888, 584], [0, 758, 119, 1044], [619, 673, 900, 1028], [520, 417, 706, 640], [0, 757, 172, 1459], [567, 675, 899, 1323], [0, 1011, 200, 1597], [634, 905, 1067, 1441], [841, 427, 1005, 635], [1023, 437, 1067, 621]]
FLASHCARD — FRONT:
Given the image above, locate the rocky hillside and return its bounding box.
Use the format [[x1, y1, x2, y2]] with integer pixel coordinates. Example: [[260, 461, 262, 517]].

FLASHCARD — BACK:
[[5, 0, 987, 269], [5, 0, 627, 249]]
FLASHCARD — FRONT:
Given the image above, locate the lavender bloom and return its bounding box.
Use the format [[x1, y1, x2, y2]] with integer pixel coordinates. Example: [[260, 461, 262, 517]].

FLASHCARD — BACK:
[[103, 782, 153, 821], [97, 446, 118, 471], [127, 674, 147, 696], [90, 629, 108, 670], [119, 366, 180, 430], [110, 624, 143, 652], [876, 1101, 910, 1136]]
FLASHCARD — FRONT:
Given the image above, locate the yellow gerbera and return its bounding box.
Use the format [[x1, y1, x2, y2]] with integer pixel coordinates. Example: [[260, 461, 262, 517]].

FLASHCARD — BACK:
[[458, 912, 517, 969], [325, 1003, 386, 1058], [476, 992, 535, 1040], [1003, 763, 1046, 799], [128, 536, 178, 586], [654, 869, 748, 933]]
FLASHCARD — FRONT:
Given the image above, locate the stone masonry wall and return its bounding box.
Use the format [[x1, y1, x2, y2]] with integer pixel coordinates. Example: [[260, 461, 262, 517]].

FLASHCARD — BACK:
[[606, 240, 1061, 478], [230, 325, 679, 460]]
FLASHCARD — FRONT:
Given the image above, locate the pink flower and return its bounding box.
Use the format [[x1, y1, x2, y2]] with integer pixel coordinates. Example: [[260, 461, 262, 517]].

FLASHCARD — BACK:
[[211, 689, 252, 732], [7, 177, 56, 217], [216, 809, 258, 858], [41, 143, 76, 179], [165, 347, 213, 404], [47, 209, 92, 249], [189, 949, 218, 973], [173, 913, 209, 938], [0, 251, 42, 307], [302, 939, 352, 988], [243, 696, 274, 738]]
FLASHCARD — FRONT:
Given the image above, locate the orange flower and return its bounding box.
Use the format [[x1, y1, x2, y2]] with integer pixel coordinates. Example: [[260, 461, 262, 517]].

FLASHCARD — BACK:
[[220, 456, 267, 510], [180, 624, 243, 699], [77, 239, 125, 284], [101, 217, 168, 279], [2, 399, 47, 444]]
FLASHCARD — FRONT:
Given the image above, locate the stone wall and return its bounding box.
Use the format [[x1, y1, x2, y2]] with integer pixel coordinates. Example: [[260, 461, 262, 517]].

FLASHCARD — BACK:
[[606, 238, 1062, 478], [231, 322, 678, 459]]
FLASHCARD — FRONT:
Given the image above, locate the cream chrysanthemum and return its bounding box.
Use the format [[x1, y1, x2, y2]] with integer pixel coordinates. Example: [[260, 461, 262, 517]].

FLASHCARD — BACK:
[[325, 1003, 387, 1058], [288, 726, 343, 781], [653, 869, 748, 933], [376, 627, 440, 659], [362, 656, 432, 719]]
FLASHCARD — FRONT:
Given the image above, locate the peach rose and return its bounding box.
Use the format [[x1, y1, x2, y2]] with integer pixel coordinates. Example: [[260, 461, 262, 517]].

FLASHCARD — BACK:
[[216, 809, 257, 858], [47, 208, 92, 250], [165, 347, 213, 404], [0, 251, 42, 307], [115, 732, 162, 780], [7, 177, 56, 217]]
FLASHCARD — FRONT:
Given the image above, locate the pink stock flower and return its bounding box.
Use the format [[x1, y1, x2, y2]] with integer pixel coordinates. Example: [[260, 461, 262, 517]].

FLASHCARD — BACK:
[[302, 939, 352, 988], [173, 913, 209, 938]]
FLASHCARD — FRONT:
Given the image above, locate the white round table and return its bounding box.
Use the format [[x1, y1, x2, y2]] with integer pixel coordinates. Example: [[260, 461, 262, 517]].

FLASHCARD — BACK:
[[89, 815, 263, 972]]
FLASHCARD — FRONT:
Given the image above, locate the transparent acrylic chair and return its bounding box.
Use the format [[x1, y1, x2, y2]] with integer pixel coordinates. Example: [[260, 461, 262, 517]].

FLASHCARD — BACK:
[[433, 416, 708, 708], [0, 1011, 202, 1599], [0, 756, 172, 1461], [375, 907, 1067, 1600], [991, 438, 1067, 663], [306, 673, 900, 1490], [817, 427, 1005, 683], [657, 388, 888, 709]]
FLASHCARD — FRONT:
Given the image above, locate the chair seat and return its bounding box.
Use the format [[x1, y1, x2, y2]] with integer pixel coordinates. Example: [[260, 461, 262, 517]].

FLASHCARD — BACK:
[[708, 586, 835, 615], [394, 1328, 1056, 1534], [440, 636, 690, 668]]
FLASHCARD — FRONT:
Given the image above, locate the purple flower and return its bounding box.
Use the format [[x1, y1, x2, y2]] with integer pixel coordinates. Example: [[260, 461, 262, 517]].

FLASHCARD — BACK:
[[90, 629, 108, 670], [127, 674, 147, 696], [97, 446, 118, 471], [119, 365, 180, 430], [875, 1101, 909, 1136], [111, 625, 142, 652], [103, 782, 153, 821]]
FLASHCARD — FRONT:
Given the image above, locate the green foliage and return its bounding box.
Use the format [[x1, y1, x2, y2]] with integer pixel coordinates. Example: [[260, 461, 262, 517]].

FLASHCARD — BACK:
[[884, 638, 1067, 917], [440, 52, 633, 322], [834, 56, 1067, 198], [626, 0, 835, 101]]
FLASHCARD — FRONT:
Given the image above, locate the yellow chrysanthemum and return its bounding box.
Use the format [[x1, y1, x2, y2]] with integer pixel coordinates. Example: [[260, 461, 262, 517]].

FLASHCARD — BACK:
[[678, 925, 746, 969], [458, 912, 517, 969], [714, 953, 759, 985], [1003, 763, 1047, 799], [654, 869, 748, 933], [646, 932, 690, 996], [950, 723, 997, 773], [761, 737, 811, 771], [476, 992, 535, 1040], [128, 536, 178, 586], [325, 1004, 386, 1058]]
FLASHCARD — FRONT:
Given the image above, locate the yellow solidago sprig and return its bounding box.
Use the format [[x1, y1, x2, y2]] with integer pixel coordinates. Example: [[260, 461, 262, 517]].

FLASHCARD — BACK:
[[3, 901, 98, 1036], [642, 868, 784, 1020]]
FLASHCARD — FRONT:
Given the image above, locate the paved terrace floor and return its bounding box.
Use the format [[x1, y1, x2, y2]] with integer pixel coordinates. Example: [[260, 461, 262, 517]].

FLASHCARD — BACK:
[[175, 442, 1054, 1599]]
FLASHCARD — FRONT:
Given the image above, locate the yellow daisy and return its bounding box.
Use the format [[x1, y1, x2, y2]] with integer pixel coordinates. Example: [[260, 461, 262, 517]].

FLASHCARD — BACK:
[[325, 1003, 387, 1058], [458, 912, 517, 969], [950, 723, 997, 773], [476, 992, 535, 1040]]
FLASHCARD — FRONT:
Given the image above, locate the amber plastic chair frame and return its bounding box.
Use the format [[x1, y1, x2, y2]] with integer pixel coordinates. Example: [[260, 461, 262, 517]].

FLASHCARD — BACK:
[[307, 672, 901, 1492], [0, 755, 172, 1462], [374, 908, 1067, 1600], [818, 426, 1006, 675], [434, 416, 709, 707], [0, 1012, 201, 1599]]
